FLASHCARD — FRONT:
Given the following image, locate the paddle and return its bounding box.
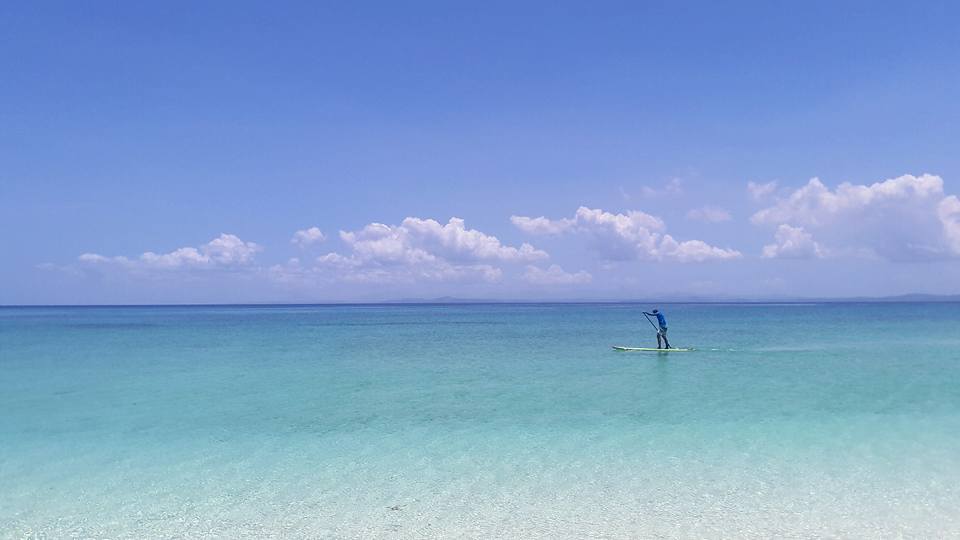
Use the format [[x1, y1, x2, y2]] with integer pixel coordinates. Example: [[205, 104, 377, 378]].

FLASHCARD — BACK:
[[642, 312, 660, 333]]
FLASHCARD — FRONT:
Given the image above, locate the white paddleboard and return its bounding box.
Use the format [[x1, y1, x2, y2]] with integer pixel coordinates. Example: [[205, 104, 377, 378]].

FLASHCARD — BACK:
[[612, 346, 694, 352]]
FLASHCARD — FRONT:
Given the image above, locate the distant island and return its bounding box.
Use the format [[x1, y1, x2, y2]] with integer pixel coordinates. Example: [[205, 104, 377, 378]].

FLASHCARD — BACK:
[[382, 294, 960, 304]]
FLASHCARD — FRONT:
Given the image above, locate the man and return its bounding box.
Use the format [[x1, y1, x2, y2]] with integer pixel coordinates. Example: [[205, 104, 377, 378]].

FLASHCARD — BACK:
[[642, 308, 671, 349]]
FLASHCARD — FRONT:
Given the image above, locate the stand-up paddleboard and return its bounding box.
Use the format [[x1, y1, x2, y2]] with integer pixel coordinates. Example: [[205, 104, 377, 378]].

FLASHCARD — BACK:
[[612, 346, 694, 352]]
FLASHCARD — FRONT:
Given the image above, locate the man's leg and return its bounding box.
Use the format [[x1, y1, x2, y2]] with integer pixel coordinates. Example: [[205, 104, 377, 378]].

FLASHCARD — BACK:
[[656, 332, 663, 349], [661, 328, 671, 348]]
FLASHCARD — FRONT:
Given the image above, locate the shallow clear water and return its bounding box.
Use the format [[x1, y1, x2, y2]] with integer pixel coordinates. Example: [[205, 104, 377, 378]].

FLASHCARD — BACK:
[[2, 303, 960, 538]]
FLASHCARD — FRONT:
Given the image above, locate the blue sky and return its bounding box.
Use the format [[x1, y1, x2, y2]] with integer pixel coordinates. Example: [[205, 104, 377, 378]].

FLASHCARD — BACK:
[[3, 1, 960, 303]]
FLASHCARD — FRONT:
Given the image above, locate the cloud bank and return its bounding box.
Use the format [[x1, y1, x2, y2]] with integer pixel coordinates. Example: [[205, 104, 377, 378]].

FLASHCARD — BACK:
[[66, 174, 958, 298]]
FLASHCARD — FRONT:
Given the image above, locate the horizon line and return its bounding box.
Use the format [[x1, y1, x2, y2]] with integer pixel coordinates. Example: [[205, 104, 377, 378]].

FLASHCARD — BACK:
[[3, 294, 960, 308]]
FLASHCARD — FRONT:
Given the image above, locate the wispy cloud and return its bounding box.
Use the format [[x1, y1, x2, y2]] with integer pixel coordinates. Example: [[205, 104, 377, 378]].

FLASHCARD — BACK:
[[747, 180, 778, 201], [522, 264, 592, 285], [640, 177, 683, 198], [685, 206, 732, 223]]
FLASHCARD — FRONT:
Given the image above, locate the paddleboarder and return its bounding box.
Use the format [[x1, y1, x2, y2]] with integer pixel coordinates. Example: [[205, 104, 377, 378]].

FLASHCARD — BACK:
[[642, 309, 671, 349]]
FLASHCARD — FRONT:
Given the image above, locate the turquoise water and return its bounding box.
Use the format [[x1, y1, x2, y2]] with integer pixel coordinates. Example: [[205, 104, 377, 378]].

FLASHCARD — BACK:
[[2, 303, 960, 538]]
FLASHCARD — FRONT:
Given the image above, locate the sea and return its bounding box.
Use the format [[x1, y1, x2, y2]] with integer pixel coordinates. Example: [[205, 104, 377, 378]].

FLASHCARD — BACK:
[[2, 303, 959, 538]]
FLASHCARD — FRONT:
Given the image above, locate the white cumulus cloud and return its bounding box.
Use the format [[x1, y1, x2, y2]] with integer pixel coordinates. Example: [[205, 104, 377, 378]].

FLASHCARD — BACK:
[[939, 195, 960, 253], [291, 227, 326, 247], [397, 217, 547, 262], [522, 264, 592, 285], [752, 174, 960, 260], [761, 224, 824, 259], [659, 237, 742, 262], [512, 206, 741, 262], [275, 216, 545, 285], [79, 234, 262, 271]]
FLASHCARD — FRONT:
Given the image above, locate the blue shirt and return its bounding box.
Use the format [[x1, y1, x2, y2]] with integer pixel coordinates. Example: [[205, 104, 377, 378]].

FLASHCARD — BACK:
[[645, 311, 667, 328]]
